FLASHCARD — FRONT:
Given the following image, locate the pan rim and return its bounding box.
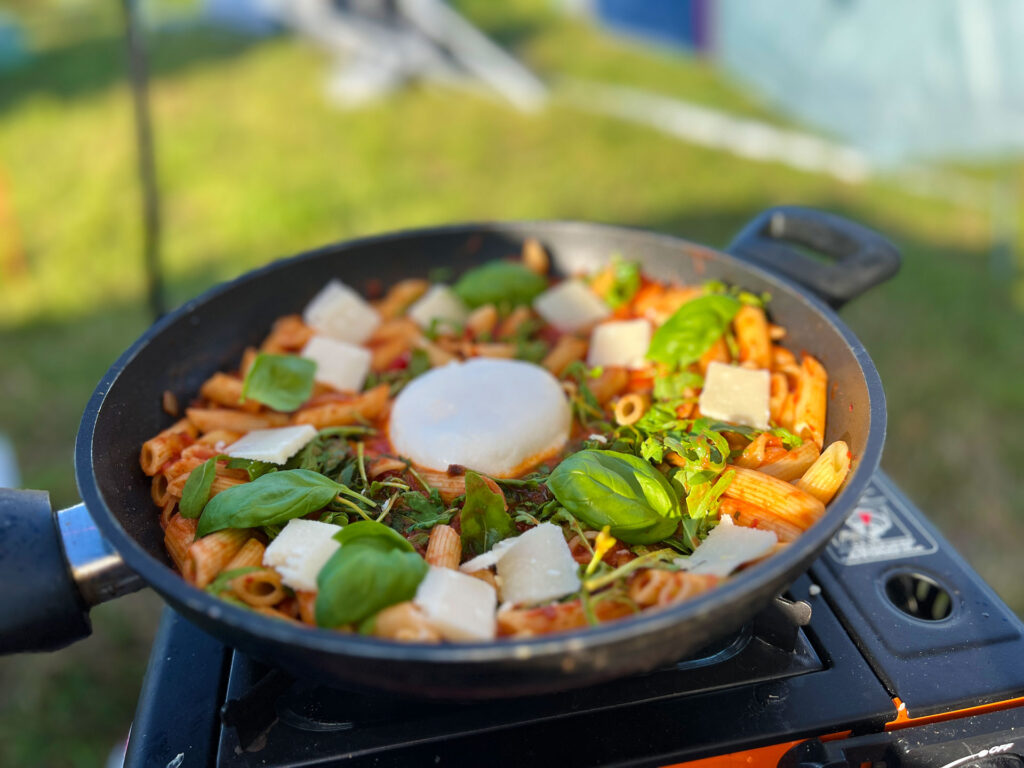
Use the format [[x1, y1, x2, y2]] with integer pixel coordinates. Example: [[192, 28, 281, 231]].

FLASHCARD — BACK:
[[75, 218, 886, 664]]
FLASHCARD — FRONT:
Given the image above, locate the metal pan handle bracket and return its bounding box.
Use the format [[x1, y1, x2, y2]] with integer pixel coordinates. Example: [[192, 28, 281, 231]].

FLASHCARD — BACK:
[[0, 489, 144, 654], [728, 206, 901, 309]]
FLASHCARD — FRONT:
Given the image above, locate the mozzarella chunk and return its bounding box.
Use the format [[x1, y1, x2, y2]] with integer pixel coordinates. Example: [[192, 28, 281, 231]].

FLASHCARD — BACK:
[[533, 280, 610, 332], [407, 284, 469, 331], [300, 335, 372, 393], [496, 523, 580, 605], [226, 424, 317, 464], [389, 358, 570, 476], [303, 279, 380, 344], [587, 319, 652, 369], [263, 518, 342, 592], [698, 362, 771, 429], [414, 566, 497, 641], [678, 517, 777, 577]]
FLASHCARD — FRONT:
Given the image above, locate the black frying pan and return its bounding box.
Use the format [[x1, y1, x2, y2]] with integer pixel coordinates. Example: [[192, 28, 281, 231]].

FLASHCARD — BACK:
[[0, 207, 899, 698]]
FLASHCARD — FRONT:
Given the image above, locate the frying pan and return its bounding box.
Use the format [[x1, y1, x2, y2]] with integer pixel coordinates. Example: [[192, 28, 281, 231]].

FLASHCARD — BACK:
[[0, 206, 899, 698]]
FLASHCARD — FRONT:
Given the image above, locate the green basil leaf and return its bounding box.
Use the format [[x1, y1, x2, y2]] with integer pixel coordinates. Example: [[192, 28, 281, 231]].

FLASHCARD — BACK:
[[453, 261, 547, 308], [460, 471, 515, 557], [647, 295, 742, 369], [315, 520, 427, 627], [241, 353, 316, 412], [398, 489, 454, 531], [180, 455, 222, 518], [227, 457, 278, 481], [197, 469, 342, 537], [547, 450, 680, 545]]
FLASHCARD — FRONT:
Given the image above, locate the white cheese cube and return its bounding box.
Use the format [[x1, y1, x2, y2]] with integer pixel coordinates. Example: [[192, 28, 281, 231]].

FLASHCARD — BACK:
[[679, 517, 777, 577], [263, 518, 342, 592], [496, 523, 580, 605], [533, 280, 610, 333], [406, 284, 469, 332], [300, 335, 372, 393], [226, 424, 317, 465], [587, 319, 652, 370], [698, 362, 771, 430], [414, 566, 497, 641], [303, 279, 381, 345]]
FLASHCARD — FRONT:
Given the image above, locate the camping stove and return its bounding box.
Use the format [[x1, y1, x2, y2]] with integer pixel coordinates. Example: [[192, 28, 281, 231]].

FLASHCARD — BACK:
[[123, 472, 1024, 768]]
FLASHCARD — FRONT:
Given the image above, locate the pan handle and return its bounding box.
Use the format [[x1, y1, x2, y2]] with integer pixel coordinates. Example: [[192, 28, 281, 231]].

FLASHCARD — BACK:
[[727, 206, 900, 309], [0, 489, 145, 654]]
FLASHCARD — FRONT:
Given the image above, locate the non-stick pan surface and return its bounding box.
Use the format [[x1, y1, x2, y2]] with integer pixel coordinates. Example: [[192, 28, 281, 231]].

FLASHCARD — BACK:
[[75, 213, 896, 698]]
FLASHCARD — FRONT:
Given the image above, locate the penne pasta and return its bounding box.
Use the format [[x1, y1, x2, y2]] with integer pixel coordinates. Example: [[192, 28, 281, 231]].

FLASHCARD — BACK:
[[723, 467, 825, 531], [521, 237, 549, 275], [758, 440, 821, 481], [200, 372, 261, 413], [291, 383, 389, 429], [375, 279, 429, 320], [497, 598, 635, 637], [542, 335, 588, 377], [795, 441, 851, 504], [229, 568, 287, 607], [187, 529, 249, 588], [733, 305, 771, 369], [720, 498, 801, 543], [186, 408, 289, 435], [793, 355, 827, 449], [260, 314, 314, 354], [224, 538, 266, 571], [373, 602, 441, 642], [466, 304, 499, 338], [164, 514, 198, 572], [425, 524, 461, 570], [628, 569, 719, 608]]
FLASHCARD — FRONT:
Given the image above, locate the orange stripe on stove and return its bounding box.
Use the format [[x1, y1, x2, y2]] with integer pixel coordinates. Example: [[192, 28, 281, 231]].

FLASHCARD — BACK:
[[885, 695, 1024, 731]]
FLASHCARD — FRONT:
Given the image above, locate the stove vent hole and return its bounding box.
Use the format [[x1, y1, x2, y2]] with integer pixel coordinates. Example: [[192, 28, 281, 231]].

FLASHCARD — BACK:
[[884, 572, 952, 621]]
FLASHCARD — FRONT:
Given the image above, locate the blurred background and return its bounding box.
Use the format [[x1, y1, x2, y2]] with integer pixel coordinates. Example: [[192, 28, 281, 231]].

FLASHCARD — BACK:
[[1, 0, 1022, 764]]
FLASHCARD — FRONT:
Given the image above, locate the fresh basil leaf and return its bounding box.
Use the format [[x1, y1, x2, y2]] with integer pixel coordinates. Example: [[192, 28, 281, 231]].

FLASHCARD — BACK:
[[180, 455, 222, 518], [227, 457, 278, 481], [315, 520, 427, 628], [241, 353, 316, 412], [547, 450, 680, 545], [653, 371, 703, 401], [460, 471, 515, 557], [197, 469, 342, 537], [647, 295, 742, 369], [453, 261, 547, 308]]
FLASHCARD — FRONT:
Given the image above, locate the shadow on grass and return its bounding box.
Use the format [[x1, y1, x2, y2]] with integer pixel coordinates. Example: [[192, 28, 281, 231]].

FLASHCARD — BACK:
[[0, 26, 263, 114]]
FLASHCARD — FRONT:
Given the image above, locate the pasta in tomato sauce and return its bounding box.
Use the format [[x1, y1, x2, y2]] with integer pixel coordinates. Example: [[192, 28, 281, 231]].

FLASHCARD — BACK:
[[140, 240, 850, 642]]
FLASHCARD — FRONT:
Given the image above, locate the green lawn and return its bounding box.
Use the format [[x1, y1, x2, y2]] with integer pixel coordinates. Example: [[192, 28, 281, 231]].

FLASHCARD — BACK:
[[0, 3, 1022, 766]]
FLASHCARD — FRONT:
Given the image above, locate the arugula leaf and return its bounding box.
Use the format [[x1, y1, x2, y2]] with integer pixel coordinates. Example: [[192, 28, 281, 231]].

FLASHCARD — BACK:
[[227, 457, 278, 481], [685, 469, 735, 519], [398, 488, 455, 531], [460, 471, 515, 557], [315, 521, 428, 628], [770, 427, 804, 449], [241, 353, 316, 412], [180, 455, 222, 518], [453, 261, 547, 308], [547, 450, 680, 545], [653, 371, 703, 401], [205, 566, 262, 596], [647, 295, 742, 369], [197, 469, 342, 537], [596, 257, 641, 309]]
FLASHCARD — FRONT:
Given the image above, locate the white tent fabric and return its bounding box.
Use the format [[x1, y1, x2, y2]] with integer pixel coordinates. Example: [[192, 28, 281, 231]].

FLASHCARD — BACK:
[[716, 0, 1024, 164]]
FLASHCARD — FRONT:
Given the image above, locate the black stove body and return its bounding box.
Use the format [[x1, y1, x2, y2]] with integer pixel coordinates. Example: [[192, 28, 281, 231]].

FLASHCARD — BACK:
[[125, 473, 1024, 768]]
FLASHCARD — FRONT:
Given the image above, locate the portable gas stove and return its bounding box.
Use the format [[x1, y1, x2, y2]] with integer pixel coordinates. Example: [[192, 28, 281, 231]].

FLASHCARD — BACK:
[[123, 472, 1024, 768]]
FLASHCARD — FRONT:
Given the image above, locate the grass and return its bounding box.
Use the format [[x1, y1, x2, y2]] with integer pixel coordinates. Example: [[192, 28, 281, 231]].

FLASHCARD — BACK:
[[0, 3, 1021, 765]]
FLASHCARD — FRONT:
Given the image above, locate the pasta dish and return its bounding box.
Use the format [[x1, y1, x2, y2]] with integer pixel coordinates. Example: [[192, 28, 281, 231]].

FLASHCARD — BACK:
[[139, 241, 850, 642]]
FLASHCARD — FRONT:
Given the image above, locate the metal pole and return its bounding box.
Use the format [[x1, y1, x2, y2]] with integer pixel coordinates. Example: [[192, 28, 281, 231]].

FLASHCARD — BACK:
[[122, 0, 165, 320]]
